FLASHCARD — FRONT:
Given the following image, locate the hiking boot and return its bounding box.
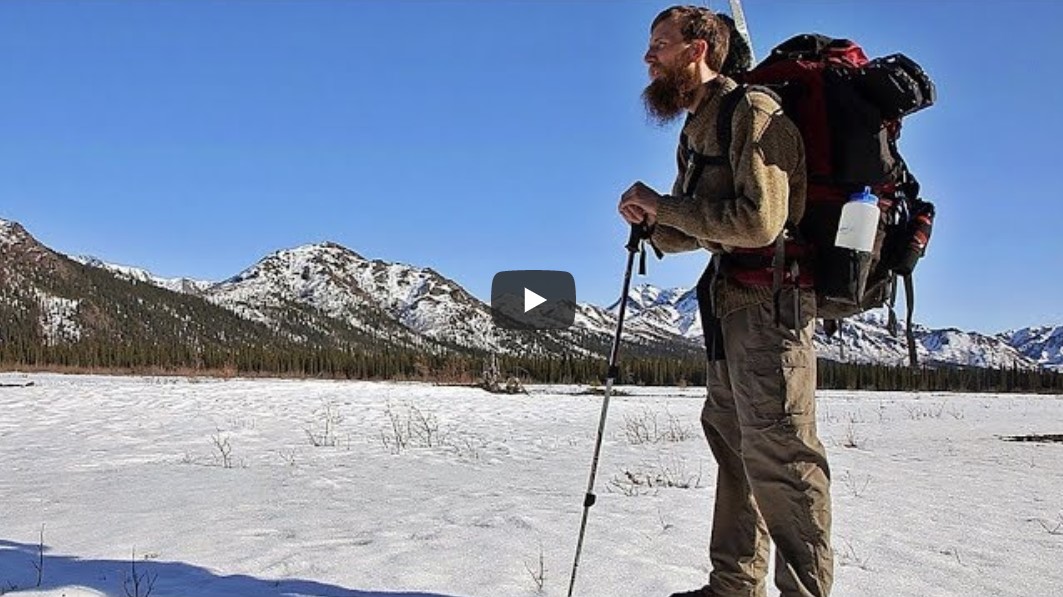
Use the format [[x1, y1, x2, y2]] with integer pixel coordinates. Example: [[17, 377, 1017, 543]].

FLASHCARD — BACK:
[[668, 586, 713, 597]]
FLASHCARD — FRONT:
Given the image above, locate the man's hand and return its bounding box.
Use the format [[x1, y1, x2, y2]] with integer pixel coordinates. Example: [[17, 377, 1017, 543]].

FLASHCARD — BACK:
[[618, 181, 661, 226]]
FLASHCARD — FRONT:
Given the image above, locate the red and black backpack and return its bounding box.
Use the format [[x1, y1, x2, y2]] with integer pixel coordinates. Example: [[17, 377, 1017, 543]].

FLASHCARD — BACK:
[[693, 33, 937, 365]]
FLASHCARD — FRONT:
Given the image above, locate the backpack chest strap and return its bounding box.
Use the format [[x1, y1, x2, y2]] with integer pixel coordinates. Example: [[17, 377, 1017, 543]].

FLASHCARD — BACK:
[[679, 133, 729, 196], [679, 85, 776, 196]]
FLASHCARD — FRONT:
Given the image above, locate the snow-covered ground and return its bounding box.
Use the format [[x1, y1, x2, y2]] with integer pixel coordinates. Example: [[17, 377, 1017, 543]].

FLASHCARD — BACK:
[[1, 373, 1061, 597]]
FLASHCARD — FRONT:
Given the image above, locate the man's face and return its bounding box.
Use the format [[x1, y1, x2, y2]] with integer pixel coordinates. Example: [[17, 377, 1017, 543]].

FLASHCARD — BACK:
[[641, 17, 699, 126]]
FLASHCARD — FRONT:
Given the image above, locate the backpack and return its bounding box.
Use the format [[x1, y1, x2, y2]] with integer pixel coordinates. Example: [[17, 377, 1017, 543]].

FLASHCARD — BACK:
[[699, 32, 937, 365]]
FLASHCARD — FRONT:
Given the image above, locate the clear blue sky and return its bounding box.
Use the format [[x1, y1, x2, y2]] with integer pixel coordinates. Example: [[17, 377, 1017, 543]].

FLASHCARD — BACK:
[[2, 0, 1060, 334]]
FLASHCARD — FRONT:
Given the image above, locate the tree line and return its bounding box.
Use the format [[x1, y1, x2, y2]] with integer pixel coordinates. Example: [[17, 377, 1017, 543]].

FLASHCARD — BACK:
[[2, 338, 1061, 394]]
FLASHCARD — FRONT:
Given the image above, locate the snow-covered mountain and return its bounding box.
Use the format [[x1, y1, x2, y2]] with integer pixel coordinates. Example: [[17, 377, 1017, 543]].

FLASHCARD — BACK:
[[73, 248, 1053, 369], [999, 325, 1063, 371], [70, 241, 684, 358], [608, 284, 703, 340], [70, 255, 212, 295], [812, 310, 1039, 370], [0, 218, 293, 351], [609, 283, 1047, 370], [204, 242, 494, 350], [7, 216, 1058, 370]]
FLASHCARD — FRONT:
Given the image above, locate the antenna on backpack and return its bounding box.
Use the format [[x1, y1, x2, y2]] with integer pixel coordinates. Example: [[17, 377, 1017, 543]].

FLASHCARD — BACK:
[[728, 0, 756, 64]]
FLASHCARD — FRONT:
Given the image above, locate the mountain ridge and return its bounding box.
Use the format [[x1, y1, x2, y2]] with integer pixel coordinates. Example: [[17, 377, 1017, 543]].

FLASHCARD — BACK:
[[3, 217, 1057, 370]]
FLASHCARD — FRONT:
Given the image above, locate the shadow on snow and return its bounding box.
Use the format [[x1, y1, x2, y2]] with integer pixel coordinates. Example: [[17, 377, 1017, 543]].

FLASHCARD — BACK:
[[0, 539, 461, 597]]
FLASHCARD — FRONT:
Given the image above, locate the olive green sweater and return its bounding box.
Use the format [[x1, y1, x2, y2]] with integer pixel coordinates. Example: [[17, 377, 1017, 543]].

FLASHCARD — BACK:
[[650, 75, 807, 317]]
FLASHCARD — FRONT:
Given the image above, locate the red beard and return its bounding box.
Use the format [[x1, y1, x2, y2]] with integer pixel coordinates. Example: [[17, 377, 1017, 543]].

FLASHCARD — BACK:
[[641, 60, 699, 126]]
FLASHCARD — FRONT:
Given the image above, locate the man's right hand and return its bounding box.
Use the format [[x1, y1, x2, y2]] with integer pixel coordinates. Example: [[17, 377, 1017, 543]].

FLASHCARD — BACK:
[[618, 181, 660, 227]]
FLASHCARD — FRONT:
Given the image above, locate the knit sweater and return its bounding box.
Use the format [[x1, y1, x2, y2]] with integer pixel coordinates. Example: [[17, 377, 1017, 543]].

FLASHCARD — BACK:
[[650, 75, 807, 317]]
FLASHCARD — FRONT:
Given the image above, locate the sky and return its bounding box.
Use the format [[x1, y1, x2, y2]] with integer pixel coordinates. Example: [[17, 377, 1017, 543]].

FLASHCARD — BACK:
[[1, 0, 1061, 334]]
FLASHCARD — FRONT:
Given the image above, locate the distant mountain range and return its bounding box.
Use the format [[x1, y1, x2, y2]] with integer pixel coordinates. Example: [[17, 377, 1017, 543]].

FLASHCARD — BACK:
[[606, 284, 1061, 371], [3, 217, 1060, 370]]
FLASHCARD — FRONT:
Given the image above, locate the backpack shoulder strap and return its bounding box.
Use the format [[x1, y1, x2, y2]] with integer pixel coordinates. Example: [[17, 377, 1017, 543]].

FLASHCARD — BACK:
[[715, 84, 784, 152], [714, 84, 748, 158], [681, 85, 748, 196], [683, 84, 783, 196]]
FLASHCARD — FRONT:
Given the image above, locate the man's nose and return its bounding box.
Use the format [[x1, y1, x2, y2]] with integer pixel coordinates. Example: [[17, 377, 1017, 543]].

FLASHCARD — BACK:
[[643, 48, 655, 65]]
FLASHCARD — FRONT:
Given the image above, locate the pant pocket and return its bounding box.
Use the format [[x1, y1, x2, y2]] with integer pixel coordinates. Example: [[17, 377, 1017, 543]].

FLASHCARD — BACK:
[[739, 348, 816, 427]]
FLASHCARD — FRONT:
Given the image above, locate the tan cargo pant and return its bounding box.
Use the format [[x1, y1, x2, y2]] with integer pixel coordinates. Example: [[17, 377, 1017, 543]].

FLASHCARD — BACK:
[[701, 290, 833, 597]]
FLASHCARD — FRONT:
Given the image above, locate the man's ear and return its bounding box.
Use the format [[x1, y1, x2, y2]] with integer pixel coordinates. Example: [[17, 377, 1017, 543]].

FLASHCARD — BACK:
[[688, 39, 709, 65]]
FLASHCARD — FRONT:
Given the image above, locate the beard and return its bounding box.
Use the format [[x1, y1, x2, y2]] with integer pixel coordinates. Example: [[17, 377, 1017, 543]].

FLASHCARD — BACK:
[[641, 61, 700, 126]]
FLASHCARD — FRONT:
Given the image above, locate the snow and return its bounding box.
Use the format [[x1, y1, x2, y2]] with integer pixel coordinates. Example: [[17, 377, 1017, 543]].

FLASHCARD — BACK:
[[605, 286, 703, 339], [1, 218, 25, 248], [4, 215, 1061, 369], [1001, 325, 1063, 371], [607, 284, 690, 314], [206, 243, 381, 334], [1, 373, 1061, 596], [69, 256, 213, 296], [34, 292, 82, 343], [41, 235, 1060, 369], [207, 243, 603, 356], [206, 243, 481, 347], [917, 327, 1033, 369]]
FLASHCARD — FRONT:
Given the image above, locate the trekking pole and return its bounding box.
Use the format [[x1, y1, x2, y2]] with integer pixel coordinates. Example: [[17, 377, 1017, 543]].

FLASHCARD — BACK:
[[566, 222, 647, 597], [728, 0, 756, 64]]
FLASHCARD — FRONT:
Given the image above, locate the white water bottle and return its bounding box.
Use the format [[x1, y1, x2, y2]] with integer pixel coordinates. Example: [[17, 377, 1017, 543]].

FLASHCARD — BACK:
[[835, 186, 880, 252]]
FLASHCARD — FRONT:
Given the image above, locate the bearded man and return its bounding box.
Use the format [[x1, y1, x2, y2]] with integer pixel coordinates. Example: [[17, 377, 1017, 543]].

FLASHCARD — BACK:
[[618, 6, 834, 597]]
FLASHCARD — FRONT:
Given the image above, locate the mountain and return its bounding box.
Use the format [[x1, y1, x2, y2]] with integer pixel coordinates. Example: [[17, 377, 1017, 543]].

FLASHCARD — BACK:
[[201, 242, 703, 359], [608, 284, 1046, 371], [0, 219, 297, 362], [609, 284, 703, 340], [69, 255, 212, 295], [203, 242, 576, 356], [61, 236, 682, 359], [203, 242, 443, 349], [4, 217, 1057, 371], [999, 326, 1063, 371], [813, 310, 1040, 370]]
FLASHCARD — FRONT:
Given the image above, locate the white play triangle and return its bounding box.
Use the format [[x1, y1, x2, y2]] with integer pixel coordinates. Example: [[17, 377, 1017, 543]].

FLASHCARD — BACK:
[[524, 287, 547, 313]]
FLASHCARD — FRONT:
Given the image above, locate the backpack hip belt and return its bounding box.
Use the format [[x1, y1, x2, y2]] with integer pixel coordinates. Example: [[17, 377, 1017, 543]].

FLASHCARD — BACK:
[[719, 239, 815, 289]]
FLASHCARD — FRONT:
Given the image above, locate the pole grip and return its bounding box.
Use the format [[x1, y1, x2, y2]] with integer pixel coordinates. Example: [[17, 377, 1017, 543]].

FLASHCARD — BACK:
[[625, 222, 648, 252]]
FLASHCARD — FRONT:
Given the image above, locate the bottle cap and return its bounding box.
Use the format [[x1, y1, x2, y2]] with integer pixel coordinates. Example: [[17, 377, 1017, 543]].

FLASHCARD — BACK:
[[852, 186, 877, 203]]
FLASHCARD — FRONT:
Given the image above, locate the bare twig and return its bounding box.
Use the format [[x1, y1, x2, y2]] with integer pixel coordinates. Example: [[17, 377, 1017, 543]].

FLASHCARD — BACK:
[[381, 401, 445, 453], [838, 539, 873, 571], [409, 404, 440, 447], [32, 524, 44, 587], [210, 432, 233, 468], [608, 456, 703, 496], [123, 549, 158, 597], [305, 400, 343, 447], [524, 542, 545, 593], [622, 408, 694, 445], [275, 448, 297, 467], [381, 401, 410, 454], [841, 470, 871, 498], [657, 506, 674, 532], [1038, 512, 1063, 535], [841, 420, 864, 449]]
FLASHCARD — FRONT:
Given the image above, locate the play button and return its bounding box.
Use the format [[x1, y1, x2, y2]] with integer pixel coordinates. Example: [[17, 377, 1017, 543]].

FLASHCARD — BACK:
[[491, 270, 576, 330], [524, 288, 547, 312]]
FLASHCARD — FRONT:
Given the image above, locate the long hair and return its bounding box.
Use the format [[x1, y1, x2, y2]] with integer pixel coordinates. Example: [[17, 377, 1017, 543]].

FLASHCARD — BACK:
[[650, 5, 731, 72]]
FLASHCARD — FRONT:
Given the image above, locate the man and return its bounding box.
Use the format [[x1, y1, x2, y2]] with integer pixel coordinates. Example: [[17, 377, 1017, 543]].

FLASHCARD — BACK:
[[618, 6, 833, 597]]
